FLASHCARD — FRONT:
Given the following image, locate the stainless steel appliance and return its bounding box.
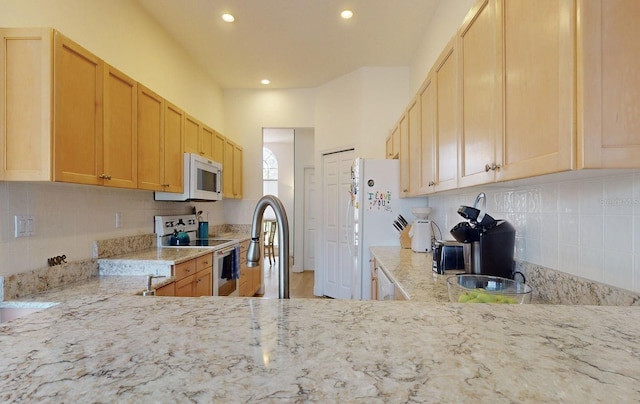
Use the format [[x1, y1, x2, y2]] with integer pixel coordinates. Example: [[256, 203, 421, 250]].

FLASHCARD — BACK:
[[155, 153, 222, 202], [449, 193, 516, 279], [432, 240, 465, 274], [155, 215, 239, 296]]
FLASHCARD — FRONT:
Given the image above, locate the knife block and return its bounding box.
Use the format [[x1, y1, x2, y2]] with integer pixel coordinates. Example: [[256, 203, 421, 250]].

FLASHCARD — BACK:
[[399, 225, 412, 249]]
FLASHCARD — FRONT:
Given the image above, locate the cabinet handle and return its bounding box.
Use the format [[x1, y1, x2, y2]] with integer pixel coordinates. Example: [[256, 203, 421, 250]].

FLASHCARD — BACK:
[[99, 174, 112, 180], [485, 163, 502, 172], [428, 181, 435, 187], [403, 189, 408, 192], [162, 183, 170, 187], [202, 260, 209, 266]]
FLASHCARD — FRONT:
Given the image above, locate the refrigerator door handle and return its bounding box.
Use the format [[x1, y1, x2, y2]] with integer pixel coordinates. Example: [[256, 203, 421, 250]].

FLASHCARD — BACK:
[[346, 197, 357, 299]]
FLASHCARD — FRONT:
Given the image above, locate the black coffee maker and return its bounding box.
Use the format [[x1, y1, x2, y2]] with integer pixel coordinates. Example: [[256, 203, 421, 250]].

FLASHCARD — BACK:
[[450, 192, 516, 279]]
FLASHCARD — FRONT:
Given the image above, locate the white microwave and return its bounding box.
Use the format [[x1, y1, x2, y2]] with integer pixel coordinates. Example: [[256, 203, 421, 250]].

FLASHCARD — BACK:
[[155, 153, 222, 202]]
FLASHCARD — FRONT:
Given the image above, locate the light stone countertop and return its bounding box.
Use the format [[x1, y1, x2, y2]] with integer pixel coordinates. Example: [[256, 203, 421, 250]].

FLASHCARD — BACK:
[[370, 246, 456, 302], [1, 243, 639, 401], [0, 295, 639, 402]]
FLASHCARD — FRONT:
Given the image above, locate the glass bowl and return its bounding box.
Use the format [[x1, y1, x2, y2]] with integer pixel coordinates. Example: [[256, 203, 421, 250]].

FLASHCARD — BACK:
[[446, 274, 533, 304]]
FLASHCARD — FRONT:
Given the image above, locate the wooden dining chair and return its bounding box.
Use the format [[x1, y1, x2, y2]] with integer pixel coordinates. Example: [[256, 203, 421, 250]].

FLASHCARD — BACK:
[[264, 221, 277, 265]]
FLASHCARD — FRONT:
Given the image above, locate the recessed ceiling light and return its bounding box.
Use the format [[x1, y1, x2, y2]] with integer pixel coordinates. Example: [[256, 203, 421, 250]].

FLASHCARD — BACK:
[[340, 10, 353, 19], [222, 13, 235, 23], [261, 79, 270, 85]]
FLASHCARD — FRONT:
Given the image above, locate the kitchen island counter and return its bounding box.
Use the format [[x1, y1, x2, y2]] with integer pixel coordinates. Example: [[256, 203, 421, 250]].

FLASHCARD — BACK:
[[0, 294, 639, 402]]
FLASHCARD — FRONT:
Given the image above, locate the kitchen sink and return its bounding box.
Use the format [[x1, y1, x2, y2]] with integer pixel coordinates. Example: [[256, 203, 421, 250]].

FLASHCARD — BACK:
[[0, 302, 57, 323]]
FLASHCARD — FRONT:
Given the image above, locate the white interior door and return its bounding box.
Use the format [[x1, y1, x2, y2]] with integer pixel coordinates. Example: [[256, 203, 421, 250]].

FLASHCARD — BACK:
[[321, 149, 355, 299], [303, 167, 316, 271]]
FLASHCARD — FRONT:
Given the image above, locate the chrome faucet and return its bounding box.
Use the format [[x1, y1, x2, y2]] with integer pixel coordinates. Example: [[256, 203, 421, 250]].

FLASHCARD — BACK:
[[247, 195, 290, 299]]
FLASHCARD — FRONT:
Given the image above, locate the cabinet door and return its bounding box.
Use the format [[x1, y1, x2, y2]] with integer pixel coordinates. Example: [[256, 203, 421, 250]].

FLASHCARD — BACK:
[[407, 97, 421, 196], [385, 135, 393, 159], [418, 75, 436, 194], [399, 115, 409, 197], [175, 274, 196, 297], [579, 0, 640, 168], [0, 28, 53, 181], [53, 32, 104, 185], [213, 131, 225, 163], [137, 84, 164, 191], [163, 101, 184, 193], [223, 139, 235, 198], [195, 268, 212, 297], [200, 125, 214, 159], [497, 0, 575, 181], [156, 282, 175, 296], [458, 0, 502, 188], [184, 114, 200, 155], [434, 39, 459, 192], [104, 64, 137, 188], [233, 144, 243, 199]]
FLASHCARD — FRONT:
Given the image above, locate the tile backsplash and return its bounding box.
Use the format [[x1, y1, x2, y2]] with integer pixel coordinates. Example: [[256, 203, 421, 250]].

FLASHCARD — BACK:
[[0, 181, 226, 277], [428, 171, 640, 294]]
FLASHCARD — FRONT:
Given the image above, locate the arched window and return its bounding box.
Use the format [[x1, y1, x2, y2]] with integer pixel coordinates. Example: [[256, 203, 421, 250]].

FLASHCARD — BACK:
[[263, 147, 278, 196]]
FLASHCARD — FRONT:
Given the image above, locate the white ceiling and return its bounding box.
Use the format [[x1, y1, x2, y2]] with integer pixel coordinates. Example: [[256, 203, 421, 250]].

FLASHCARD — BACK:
[[135, 0, 439, 89]]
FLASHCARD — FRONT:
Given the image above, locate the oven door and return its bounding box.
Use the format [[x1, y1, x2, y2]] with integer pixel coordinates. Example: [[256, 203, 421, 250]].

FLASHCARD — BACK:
[[214, 245, 238, 296]]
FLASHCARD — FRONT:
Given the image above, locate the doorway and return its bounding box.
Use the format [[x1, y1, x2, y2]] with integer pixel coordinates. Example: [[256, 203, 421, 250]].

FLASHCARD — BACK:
[[262, 127, 315, 274]]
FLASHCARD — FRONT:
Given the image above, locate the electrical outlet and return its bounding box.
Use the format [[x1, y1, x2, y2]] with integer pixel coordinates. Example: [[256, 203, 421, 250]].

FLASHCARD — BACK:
[[14, 215, 35, 237], [115, 212, 122, 228]]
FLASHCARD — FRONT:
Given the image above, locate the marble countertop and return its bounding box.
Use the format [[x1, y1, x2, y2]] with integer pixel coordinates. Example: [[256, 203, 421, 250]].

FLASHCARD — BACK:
[[1, 243, 638, 400], [370, 246, 456, 302], [1, 295, 639, 401]]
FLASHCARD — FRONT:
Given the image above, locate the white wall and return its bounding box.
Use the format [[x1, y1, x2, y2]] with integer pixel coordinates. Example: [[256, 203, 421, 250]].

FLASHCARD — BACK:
[[409, 0, 476, 94], [314, 67, 410, 157], [293, 129, 315, 271], [0, 0, 227, 276], [222, 88, 316, 224]]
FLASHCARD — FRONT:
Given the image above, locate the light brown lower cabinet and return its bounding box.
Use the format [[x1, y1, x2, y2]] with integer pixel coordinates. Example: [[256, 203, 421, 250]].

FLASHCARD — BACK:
[[157, 253, 213, 298], [155, 282, 175, 296], [238, 240, 260, 297]]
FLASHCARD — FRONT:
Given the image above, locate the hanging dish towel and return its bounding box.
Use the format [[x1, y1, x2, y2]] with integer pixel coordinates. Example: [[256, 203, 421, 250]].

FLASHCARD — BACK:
[[231, 245, 241, 280]]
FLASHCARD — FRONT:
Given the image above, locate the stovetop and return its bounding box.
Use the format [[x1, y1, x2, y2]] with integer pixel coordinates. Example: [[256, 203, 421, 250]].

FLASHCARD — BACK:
[[154, 215, 238, 249]]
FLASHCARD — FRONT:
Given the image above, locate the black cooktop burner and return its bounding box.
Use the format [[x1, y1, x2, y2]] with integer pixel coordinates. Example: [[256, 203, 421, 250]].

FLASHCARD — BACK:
[[187, 239, 233, 247]]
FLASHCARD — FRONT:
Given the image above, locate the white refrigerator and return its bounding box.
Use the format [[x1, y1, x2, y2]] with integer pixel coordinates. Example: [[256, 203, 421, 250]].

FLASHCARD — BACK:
[[349, 158, 423, 300]]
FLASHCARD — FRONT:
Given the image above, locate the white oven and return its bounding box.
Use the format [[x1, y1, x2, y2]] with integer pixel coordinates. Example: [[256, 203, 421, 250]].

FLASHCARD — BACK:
[[155, 153, 222, 202]]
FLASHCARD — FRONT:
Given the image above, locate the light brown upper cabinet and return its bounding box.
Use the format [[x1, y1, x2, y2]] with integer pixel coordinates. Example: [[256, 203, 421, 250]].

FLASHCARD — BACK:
[[407, 97, 422, 196], [398, 114, 409, 197], [386, 126, 400, 159], [137, 84, 165, 191], [497, 0, 575, 182], [185, 114, 217, 160], [233, 143, 243, 199], [457, 0, 502, 188], [0, 28, 53, 181], [222, 138, 243, 199], [184, 114, 200, 155], [578, 0, 640, 168], [200, 125, 214, 159], [163, 101, 185, 193], [213, 130, 225, 164], [418, 74, 436, 194], [53, 32, 105, 185], [433, 38, 459, 192], [0, 28, 136, 187], [103, 64, 137, 189]]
